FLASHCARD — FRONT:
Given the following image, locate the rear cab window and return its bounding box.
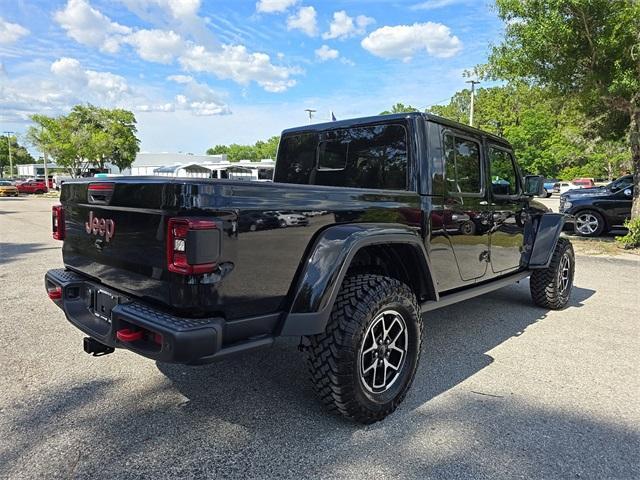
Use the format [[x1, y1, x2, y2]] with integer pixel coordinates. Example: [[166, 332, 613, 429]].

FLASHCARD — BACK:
[[275, 123, 408, 191]]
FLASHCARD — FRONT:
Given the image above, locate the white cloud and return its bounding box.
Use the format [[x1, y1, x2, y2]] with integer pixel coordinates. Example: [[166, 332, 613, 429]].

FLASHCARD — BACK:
[[0, 17, 29, 44], [179, 43, 299, 92], [125, 29, 184, 63], [167, 74, 194, 84], [171, 77, 230, 115], [315, 45, 339, 62], [322, 11, 374, 40], [51, 57, 130, 102], [256, 0, 298, 14], [410, 0, 469, 10], [54, 0, 131, 53], [361, 22, 462, 61], [287, 6, 317, 37], [52, 1, 299, 93]]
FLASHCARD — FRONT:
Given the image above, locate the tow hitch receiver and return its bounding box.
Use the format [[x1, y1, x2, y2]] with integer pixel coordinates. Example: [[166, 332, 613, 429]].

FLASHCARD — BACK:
[[83, 337, 115, 356]]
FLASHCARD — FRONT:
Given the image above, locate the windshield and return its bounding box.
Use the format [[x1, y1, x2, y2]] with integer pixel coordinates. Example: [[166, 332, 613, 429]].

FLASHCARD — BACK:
[[608, 175, 633, 190]]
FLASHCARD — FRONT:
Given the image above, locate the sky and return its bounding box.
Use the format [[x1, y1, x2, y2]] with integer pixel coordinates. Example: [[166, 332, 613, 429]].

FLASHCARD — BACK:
[[0, 0, 505, 155]]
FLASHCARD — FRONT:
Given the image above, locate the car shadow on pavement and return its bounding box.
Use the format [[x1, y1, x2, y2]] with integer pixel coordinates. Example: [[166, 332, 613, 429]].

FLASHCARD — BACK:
[[0, 242, 60, 265], [6, 283, 636, 479], [156, 281, 595, 421]]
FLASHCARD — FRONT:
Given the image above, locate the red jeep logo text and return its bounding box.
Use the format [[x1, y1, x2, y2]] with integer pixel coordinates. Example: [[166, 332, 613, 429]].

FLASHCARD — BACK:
[[85, 211, 115, 242]]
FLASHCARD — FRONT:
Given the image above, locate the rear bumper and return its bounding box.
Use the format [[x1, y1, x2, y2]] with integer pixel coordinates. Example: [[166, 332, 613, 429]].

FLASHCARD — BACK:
[[45, 268, 268, 364]]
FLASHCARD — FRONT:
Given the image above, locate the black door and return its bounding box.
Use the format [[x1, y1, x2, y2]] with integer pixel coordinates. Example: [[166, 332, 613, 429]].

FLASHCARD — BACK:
[[487, 144, 526, 274], [440, 131, 491, 282]]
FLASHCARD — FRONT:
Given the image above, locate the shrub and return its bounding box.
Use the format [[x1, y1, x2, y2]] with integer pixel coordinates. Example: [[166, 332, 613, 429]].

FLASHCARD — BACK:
[[616, 217, 640, 249]]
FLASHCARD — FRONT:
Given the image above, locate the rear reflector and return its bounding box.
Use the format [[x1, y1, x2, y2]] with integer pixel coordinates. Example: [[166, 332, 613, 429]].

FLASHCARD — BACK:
[[47, 286, 63, 300], [52, 205, 65, 240], [167, 218, 218, 275]]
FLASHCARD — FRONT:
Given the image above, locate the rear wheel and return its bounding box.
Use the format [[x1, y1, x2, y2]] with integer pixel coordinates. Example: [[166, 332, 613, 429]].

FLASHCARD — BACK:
[[530, 237, 575, 310], [304, 274, 422, 424], [574, 210, 605, 237]]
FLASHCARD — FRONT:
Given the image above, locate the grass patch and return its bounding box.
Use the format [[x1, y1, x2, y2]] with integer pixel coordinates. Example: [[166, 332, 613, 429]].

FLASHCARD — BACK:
[[564, 233, 639, 257]]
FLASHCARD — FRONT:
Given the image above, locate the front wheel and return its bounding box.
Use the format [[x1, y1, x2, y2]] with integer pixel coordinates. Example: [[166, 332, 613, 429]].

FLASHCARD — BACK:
[[574, 210, 605, 237], [530, 237, 575, 310], [304, 274, 422, 424]]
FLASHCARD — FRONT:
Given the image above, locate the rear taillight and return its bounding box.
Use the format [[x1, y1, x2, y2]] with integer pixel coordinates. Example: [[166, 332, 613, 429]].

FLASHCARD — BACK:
[[166, 218, 219, 275], [47, 286, 62, 300], [52, 205, 65, 240]]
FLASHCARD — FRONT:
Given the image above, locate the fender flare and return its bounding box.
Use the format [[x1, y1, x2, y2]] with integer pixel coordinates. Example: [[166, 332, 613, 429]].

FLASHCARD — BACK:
[[279, 223, 436, 336], [528, 213, 568, 269]]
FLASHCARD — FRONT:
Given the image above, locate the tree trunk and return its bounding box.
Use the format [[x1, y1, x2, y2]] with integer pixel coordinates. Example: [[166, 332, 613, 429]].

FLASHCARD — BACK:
[[631, 99, 640, 220]]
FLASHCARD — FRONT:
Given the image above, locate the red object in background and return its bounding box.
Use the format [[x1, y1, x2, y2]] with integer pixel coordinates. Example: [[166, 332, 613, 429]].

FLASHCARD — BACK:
[[573, 178, 595, 188], [16, 179, 48, 194]]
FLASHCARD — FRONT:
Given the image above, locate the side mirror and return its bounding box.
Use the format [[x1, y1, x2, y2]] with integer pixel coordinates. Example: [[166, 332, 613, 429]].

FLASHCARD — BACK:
[[523, 175, 545, 197], [623, 188, 632, 197]]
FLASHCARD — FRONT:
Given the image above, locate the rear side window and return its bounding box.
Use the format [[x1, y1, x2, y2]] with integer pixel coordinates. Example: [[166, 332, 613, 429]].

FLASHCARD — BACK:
[[275, 133, 316, 184], [488, 146, 520, 196], [275, 124, 408, 190], [443, 134, 482, 194]]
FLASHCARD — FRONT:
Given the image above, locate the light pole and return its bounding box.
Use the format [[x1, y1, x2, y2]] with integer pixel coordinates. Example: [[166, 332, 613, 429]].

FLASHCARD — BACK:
[[465, 80, 480, 127], [304, 109, 316, 124], [4, 131, 14, 178]]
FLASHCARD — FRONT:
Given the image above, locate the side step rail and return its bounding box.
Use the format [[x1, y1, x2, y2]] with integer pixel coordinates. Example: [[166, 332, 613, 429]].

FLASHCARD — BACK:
[[421, 270, 531, 313]]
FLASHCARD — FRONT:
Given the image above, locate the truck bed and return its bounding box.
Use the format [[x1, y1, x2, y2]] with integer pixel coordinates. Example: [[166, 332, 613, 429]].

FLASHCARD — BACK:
[[60, 177, 421, 320]]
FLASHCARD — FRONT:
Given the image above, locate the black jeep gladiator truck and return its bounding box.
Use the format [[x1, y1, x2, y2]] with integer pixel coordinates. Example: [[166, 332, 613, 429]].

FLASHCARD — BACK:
[[46, 112, 574, 423]]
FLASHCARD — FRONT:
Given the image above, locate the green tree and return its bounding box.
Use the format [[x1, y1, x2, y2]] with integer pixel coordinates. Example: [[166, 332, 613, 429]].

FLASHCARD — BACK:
[[206, 136, 280, 161], [0, 134, 34, 177], [254, 136, 280, 159], [28, 105, 140, 176], [98, 108, 140, 172], [429, 83, 630, 179], [206, 145, 230, 155], [380, 103, 419, 115], [482, 0, 640, 217]]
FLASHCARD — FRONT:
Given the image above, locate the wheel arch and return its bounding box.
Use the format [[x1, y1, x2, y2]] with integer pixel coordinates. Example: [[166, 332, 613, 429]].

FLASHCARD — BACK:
[[528, 213, 568, 269], [279, 224, 437, 336]]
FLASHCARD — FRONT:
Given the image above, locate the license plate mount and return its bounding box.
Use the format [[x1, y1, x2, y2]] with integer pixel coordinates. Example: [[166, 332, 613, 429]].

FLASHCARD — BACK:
[[91, 288, 119, 323]]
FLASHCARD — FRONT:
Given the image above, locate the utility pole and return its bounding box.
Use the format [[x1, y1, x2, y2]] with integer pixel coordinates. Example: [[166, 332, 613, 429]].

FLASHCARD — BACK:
[[465, 80, 480, 127], [41, 127, 49, 188], [4, 131, 14, 178], [304, 109, 316, 124]]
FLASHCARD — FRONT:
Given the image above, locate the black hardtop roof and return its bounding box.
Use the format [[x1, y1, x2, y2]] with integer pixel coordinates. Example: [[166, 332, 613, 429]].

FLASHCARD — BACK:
[[281, 112, 511, 147]]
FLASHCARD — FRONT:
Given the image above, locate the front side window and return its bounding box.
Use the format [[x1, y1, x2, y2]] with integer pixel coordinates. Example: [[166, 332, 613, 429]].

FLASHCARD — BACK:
[[444, 134, 482, 194], [489, 146, 519, 196]]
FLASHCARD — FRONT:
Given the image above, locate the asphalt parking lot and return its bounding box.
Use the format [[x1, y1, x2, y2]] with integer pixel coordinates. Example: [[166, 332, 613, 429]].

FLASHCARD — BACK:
[[1, 196, 639, 479]]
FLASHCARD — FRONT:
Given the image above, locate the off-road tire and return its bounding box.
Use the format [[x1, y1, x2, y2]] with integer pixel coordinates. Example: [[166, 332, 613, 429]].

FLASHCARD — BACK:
[[530, 237, 575, 310], [304, 274, 422, 424]]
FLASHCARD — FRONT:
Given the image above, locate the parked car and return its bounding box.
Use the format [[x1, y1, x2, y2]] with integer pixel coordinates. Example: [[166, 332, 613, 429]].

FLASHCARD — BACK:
[[53, 175, 74, 190], [35, 176, 54, 189], [16, 179, 48, 194], [560, 174, 634, 236], [45, 112, 573, 424], [238, 211, 281, 232], [271, 211, 309, 227], [559, 181, 582, 195], [0, 180, 19, 197], [543, 178, 559, 197], [572, 178, 596, 188]]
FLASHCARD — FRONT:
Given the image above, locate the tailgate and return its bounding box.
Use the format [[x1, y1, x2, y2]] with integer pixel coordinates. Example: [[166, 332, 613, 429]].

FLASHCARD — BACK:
[[60, 180, 207, 309]]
